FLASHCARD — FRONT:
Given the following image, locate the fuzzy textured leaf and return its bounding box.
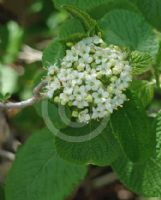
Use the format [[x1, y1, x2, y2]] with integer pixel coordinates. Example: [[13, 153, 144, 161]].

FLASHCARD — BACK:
[[63, 5, 98, 34], [111, 115, 159, 197], [59, 18, 86, 42], [112, 154, 161, 197], [42, 40, 65, 67], [89, 0, 139, 20], [110, 99, 154, 162], [129, 51, 153, 75], [134, 0, 161, 31], [5, 129, 87, 200], [35, 100, 71, 129], [54, 0, 138, 18], [99, 9, 159, 57], [130, 80, 154, 108], [55, 120, 120, 165], [54, 0, 110, 11]]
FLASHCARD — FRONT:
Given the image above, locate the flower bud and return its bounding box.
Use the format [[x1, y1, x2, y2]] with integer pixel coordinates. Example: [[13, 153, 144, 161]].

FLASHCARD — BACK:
[[85, 94, 93, 103], [66, 42, 74, 47], [72, 110, 79, 117], [77, 65, 84, 71], [96, 71, 103, 79], [54, 96, 60, 103]]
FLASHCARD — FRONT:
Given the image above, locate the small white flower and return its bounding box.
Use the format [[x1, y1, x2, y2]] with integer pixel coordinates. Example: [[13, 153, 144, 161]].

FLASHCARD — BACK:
[[79, 109, 90, 123], [63, 88, 73, 95], [47, 64, 57, 76], [46, 87, 55, 98], [92, 36, 103, 44], [46, 36, 132, 123]]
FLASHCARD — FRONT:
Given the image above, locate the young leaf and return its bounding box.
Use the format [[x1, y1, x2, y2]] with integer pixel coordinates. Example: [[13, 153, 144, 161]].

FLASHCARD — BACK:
[[62, 5, 99, 35], [130, 80, 154, 108], [111, 115, 161, 197], [59, 18, 86, 42], [110, 99, 155, 162], [5, 129, 87, 200], [129, 51, 153, 75], [99, 9, 159, 57], [55, 119, 120, 166], [42, 40, 65, 67]]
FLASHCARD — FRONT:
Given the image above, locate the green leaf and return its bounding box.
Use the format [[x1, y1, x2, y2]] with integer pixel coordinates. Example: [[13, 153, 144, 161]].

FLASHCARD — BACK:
[[59, 18, 86, 42], [130, 80, 154, 108], [0, 64, 18, 95], [5, 129, 87, 200], [11, 106, 43, 133], [54, 0, 109, 11], [110, 99, 155, 162], [111, 115, 160, 197], [99, 9, 159, 57], [89, 0, 139, 20], [134, 0, 161, 31], [42, 40, 65, 67], [1, 21, 24, 64], [55, 119, 120, 166], [54, 0, 138, 17], [112, 154, 161, 197], [62, 5, 98, 34], [129, 51, 153, 75], [35, 100, 71, 129]]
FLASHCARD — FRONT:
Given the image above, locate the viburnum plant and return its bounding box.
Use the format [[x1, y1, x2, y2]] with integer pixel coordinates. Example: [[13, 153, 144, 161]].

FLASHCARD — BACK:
[[1, 0, 161, 199]]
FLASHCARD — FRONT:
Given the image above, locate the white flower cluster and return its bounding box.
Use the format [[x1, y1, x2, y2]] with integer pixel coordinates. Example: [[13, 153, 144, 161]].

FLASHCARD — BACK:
[[46, 36, 132, 123]]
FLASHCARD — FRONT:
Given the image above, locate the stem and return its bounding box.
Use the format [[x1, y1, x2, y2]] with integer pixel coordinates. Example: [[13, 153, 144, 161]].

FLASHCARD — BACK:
[[0, 150, 15, 161], [0, 80, 47, 109]]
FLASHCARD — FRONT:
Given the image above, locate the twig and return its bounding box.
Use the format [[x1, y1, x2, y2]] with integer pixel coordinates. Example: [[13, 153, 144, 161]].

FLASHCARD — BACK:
[[93, 172, 118, 188], [0, 80, 47, 109], [0, 149, 15, 161], [18, 45, 42, 64]]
